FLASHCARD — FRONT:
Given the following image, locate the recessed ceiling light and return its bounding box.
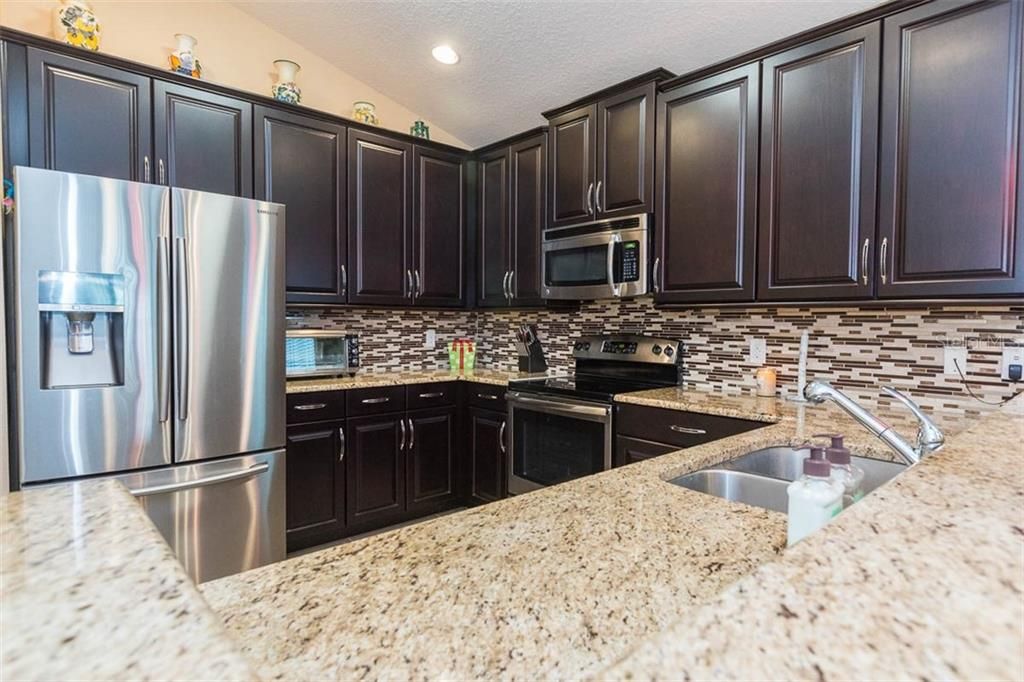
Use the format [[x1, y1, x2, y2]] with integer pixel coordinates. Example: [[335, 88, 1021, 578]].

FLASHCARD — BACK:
[[431, 44, 459, 65]]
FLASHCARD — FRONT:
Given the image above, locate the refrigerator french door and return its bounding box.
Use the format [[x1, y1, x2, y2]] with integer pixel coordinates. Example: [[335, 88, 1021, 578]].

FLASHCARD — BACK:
[[11, 167, 286, 582]]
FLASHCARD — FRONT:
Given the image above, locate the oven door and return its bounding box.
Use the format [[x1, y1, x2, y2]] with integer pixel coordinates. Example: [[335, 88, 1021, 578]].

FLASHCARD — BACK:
[[507, 392, 612, 495], [541, 227, 648, 300]]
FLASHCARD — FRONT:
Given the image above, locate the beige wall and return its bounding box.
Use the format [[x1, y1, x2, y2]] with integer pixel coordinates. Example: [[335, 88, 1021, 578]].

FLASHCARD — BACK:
[[0, 0, 467, 147]]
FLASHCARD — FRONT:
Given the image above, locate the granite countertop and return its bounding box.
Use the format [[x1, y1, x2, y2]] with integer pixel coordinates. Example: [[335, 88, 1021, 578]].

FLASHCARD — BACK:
[[285, 368, 552, 393], [0, 480, 257, 681], [200, 388, 1023, 680]]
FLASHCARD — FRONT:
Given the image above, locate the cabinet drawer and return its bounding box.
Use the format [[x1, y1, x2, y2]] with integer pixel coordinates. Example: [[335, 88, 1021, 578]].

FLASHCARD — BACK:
[[286, 391, 346, 424], [467, 383, 507, 411], [406, 382, 457, 410], [346, 385, 407, 417], [615, 403, 766, 448]]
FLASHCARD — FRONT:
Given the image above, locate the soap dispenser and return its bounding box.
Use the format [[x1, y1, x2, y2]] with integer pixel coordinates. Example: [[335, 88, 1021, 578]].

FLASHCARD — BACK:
[[817, 433, 865, 508], [786, 446, 844, 546]]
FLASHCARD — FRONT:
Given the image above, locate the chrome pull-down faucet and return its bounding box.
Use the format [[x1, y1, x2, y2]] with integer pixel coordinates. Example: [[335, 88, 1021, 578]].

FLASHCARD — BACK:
[[803, 380, 944, 465]]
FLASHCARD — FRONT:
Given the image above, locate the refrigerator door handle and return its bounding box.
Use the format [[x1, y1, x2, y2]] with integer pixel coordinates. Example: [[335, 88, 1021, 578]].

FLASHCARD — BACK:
[[128, 462, 269, 497], [158, 236, 172, 422], [174, 237, 190, 421]]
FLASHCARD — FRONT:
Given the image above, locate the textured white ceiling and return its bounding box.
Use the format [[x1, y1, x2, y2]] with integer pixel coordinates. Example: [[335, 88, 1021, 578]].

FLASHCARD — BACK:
[[233, 0, 881, 148]]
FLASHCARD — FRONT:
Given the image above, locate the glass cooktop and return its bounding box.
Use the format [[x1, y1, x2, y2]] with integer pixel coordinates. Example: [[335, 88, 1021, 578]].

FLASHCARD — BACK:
[[510, 374, 667, 403]]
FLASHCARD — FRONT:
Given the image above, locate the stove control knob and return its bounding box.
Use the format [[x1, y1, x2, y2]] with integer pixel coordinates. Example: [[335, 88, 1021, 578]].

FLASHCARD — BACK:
[[664, 346, 674, 357], [651, 344, 662, 355]]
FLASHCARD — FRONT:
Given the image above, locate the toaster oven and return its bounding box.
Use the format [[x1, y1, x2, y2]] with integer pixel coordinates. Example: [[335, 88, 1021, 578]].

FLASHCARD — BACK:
[[285, 330, 359, 378]]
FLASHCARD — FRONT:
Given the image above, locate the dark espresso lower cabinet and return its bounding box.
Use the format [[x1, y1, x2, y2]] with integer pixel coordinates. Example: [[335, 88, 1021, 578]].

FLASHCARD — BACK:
[[468, 407, 507, 504], [285, 421, 346, 552], [346, 414, 407, 533], [406, 407, 457, 515]]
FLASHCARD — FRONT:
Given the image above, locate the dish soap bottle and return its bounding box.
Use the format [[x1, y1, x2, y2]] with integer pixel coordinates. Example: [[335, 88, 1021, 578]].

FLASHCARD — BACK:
[[787, 446, 843, 546], [817, 433, 864, 508]]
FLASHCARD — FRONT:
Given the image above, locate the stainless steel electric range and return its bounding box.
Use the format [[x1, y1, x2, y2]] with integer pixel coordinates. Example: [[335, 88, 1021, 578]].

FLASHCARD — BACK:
[[506, 334, 682, 495]]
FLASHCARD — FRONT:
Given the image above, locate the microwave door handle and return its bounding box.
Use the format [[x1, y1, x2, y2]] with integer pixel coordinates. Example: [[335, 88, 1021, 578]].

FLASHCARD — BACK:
[[606, 235, 621, 297]]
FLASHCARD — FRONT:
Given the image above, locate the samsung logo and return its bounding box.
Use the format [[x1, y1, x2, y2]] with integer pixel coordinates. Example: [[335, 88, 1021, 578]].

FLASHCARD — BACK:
[[258, 208, 279, 216]]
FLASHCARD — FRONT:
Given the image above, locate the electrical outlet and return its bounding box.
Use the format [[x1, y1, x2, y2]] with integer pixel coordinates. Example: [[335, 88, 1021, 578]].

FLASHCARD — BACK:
[[749, 338, 767, 364], [943, 346, 967, 376], [425, 329, 436, 350], [1001, 346, 1024, 381]]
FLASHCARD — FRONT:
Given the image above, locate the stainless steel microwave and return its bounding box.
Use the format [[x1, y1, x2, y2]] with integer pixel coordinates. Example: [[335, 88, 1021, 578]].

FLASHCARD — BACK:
[[541, 214, 650, 300], [285, 330, 359, 378]]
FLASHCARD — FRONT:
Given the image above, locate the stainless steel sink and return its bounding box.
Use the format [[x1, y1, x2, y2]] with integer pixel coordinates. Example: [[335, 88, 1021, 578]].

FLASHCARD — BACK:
[[671, 469, 791, 513], [669, 446, 907, 513]]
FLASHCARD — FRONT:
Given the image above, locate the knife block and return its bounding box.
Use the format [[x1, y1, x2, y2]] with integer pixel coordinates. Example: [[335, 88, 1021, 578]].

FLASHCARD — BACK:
[[517, 339, 548, 373]]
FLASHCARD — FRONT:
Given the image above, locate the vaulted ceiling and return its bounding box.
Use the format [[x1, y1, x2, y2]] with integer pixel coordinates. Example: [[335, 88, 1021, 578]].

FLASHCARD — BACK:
[[233, 0, 881, 148]]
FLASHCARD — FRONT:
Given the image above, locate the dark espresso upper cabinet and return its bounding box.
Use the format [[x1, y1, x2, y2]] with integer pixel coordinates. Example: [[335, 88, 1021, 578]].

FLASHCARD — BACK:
[[477, 146, 511, 307], [348, 129, 413, 306], [655, 63, 759, 303], [254, 106, 347, 305], [877, 0, 1024, 297], [413, 146, 464, 307], [153, 80, 252, 196], [546, 75, 664, 227], [476, 130, 548, 307], [758, 23, 881, 301], [548, 103, 597, 226], [510, 134, 547, 305], [26, 47, 151, 182], [595, 82, 656, 219]]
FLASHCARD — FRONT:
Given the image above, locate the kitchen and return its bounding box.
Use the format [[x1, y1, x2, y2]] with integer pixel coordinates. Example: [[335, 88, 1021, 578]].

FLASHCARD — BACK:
[[1, 0, 1023, 679]]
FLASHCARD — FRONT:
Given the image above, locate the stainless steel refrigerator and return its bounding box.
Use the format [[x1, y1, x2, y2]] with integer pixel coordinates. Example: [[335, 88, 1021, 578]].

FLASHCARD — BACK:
[[10, 166, 286, 582]]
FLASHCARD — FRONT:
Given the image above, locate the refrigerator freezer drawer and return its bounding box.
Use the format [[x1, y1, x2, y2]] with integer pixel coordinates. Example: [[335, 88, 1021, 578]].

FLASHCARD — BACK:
[[118, 450, 285, 583]]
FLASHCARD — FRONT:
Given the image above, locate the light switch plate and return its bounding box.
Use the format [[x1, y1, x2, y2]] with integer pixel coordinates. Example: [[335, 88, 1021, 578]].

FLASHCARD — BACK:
[[749, 338, 767, 365], [943, 346, 967, 376], [425, 329, 436, 350], [1001, 346, 1024, 381]]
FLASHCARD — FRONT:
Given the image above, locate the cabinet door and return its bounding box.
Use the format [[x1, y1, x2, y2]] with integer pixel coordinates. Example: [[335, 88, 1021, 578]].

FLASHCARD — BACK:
[[655, 64, 759, 303], [468, 408, 506, 504], [255, 106, 347, 304], [758, 24, 880, 300], [27, 47, 151, 182], [477, 147, 511, 307], [548, 103, 597, 226], [877, 0, 1024, 297], [596, 83, 656, 218], [510, 133, 547, 306], [413, 146, 464, 306], [407, 407, 457, 514], [348, 130, 413, 305], [285, 421, 345, 552], [346, 414, 406, 531], [153, 80, 252, 196], [614, 435, 676, 468]]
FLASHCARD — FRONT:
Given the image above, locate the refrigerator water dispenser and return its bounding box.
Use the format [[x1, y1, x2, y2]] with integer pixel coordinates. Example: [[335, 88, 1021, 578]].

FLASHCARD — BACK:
[[38, 270, 125, 389]]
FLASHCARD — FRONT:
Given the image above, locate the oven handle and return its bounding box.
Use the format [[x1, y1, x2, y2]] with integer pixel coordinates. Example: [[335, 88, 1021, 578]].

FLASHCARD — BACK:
[[507, 392, 612, 421]]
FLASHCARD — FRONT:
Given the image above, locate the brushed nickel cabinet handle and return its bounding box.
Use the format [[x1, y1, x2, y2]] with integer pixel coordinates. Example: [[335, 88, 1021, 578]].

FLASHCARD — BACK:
[[652, 257, 661, 294], [476, 393, 498, 401], [407, 418, 415, 450], [670, 425, 707, 435], [361, 397, 390, 405], [399, 418, 406, 451], [861, 238, 870, 285], [406, 269, 414, 298], [586, 182, 594, 215], [340, 264, 348, 297], [880, 237, 889, 285], [509, 269, 516, 300], [595, 180, 603, 213], [158, 158, 166, 185], [499, 420, 507, 453], [418, 391, 444, 399], [294, 403, 327, 411], [338, 426, 345, 462], [414, 269, 422, 297], [144, 156, 151, 183]]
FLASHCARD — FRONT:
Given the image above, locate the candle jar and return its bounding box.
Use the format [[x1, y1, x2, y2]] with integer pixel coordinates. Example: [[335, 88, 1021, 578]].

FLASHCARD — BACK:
[[352, 101, 379, 126], [755, 367, 777, 397]]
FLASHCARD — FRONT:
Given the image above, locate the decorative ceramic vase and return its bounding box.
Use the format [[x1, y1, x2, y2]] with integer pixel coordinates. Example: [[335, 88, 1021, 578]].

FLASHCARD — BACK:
[[353, 101, 379, 126], [169, 34, 202, 79], [271, 60, 302, 104], [410, 120, 430, 139], [53, 0, 101, 51]]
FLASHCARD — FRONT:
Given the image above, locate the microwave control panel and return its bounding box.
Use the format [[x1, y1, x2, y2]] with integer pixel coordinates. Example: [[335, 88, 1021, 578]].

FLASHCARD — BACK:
[[615, 241, 641, 283]]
